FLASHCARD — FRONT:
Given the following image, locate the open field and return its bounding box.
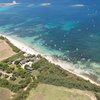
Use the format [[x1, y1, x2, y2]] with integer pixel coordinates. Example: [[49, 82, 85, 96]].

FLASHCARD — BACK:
[[27, 84, 97, 100], [0, 39, 15, 61], [0, 87, 14, 100]]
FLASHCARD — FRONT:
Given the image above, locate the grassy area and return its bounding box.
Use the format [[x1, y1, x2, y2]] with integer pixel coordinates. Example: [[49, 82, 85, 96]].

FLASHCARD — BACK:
[[0, 87, 14, 100], [27, 84, 96, 100], [0, 39, 15, 61]]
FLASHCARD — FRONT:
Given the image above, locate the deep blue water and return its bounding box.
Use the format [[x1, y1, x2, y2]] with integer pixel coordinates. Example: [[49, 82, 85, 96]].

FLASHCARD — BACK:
[[0, 0, 100, 81]]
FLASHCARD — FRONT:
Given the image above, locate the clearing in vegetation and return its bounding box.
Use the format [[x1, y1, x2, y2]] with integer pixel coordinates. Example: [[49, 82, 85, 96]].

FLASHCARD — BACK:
[[0, 39, 15, 61], [27, 84, 97, 100], [0, 87, 14, 100]]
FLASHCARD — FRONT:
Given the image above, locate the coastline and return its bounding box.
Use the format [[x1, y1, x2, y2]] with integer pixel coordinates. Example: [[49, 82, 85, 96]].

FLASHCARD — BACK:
[[1, 34, 100, 86]]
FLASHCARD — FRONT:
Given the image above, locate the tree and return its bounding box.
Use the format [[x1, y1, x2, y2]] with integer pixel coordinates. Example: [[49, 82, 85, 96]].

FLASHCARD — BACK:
[[14, 60, 20, 65], [10, 76, 16, 81], [0, 73, 2, 77], [4, 74, 9, 78]]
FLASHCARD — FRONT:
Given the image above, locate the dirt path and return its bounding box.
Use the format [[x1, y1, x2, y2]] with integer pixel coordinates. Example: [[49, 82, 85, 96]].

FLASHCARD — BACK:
[[0, 70, 12, 77]]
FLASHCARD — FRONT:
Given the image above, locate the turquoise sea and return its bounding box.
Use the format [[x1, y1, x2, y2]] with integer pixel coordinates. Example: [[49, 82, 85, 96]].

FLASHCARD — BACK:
[[0, 0, 100, 82]]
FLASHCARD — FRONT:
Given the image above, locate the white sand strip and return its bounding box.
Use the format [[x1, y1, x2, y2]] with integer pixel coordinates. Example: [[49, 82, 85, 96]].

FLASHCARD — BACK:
[[6, 36, 39, 56]]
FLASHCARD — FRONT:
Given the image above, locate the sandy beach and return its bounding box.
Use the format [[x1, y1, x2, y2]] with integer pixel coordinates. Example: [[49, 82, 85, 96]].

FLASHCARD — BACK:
[[1, 34, 100, 86]]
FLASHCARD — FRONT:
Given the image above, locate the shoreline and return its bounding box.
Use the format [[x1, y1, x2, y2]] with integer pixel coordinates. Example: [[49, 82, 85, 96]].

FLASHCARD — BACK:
[[1, 34, 100, 86]]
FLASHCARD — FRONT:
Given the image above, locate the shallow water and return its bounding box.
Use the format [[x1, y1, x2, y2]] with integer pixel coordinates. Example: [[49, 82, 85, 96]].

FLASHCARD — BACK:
[[0, 0, 100, 82]]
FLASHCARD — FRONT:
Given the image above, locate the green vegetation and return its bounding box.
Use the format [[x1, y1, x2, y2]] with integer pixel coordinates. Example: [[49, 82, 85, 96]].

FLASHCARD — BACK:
[[0, 78, 20, 92], [6, 40, 20, 53], [0, 55, 100, 100], [0, 59, 38, 100], [0, 36, 6, 40], [32, 58, 100, 93], [0, 61, 31, 92], [14, 80, 39, 100]]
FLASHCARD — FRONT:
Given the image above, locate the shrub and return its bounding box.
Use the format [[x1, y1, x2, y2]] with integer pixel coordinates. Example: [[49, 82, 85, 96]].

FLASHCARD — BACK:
[[4, 74, 9, 78], [10, 76, 16, 81]]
